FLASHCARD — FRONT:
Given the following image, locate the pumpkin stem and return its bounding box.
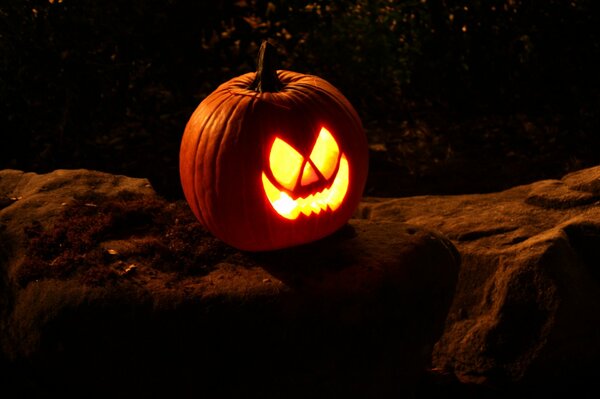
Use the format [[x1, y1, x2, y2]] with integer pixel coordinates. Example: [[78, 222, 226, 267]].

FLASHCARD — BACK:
[[249, 41, 283, 93]]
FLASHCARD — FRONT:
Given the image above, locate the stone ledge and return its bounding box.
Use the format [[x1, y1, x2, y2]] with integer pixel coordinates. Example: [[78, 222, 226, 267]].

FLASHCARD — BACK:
[[360, 164, 600, 390], [0, 169, 459, 398]]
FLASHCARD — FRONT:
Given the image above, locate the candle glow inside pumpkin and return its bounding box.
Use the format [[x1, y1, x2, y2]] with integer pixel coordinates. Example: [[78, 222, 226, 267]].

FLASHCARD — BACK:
[[261, 127, 349, 220]]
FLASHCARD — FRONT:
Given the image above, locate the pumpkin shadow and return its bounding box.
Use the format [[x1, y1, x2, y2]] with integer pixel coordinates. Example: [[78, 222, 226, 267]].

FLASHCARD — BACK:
[[247, 223, 361, 287]]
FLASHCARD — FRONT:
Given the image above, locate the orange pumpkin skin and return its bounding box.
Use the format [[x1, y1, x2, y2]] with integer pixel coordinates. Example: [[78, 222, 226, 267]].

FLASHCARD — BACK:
[[180, 70, 368, 251]]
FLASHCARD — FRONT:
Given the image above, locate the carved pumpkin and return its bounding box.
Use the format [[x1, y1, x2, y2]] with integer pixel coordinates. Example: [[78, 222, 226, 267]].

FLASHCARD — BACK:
[[180, 42, 368, 251]]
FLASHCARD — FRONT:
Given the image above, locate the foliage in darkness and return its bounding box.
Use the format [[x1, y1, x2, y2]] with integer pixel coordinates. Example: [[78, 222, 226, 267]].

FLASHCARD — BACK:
[[1, 0, 599, 197]]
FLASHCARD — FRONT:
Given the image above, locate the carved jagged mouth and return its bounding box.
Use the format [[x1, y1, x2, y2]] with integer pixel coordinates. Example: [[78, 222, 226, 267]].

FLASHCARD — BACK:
[[262, 154, 349, 220]]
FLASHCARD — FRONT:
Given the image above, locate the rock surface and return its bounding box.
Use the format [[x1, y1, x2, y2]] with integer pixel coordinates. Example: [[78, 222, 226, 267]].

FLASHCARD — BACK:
[[0, 169, 459, 398], [360, 165, 600, 393], [4, 165, 599, 397]]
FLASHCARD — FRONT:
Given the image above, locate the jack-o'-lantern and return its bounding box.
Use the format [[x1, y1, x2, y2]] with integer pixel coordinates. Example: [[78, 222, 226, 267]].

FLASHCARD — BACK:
[[180, 42, 368, 251]]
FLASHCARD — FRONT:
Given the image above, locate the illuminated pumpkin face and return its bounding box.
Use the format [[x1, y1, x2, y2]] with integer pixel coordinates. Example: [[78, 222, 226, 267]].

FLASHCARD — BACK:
[[262, 127, 349, 220]]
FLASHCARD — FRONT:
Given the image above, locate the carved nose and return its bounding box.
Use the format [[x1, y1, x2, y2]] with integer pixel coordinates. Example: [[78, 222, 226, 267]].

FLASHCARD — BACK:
[[300, 161, 320, 186]]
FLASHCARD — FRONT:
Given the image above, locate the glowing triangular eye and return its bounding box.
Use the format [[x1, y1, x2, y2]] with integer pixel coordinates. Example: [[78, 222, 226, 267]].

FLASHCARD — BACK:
[[309, 127, 340, 180], [269, 137, 303, 191], [300, 161, 319, 186]]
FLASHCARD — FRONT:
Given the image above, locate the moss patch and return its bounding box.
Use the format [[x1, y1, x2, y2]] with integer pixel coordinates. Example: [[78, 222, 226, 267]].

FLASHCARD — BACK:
[[16, 193, 235, 287]]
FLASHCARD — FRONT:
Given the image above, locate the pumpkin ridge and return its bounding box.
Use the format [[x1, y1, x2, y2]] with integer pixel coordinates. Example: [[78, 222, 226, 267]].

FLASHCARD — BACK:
[[294, 82, 358, 116], [282, 82, 343, 116], [183, 90, 231, 227], [205, 93, 248, 235], [227, 88, 293, 110], [293, 81, 364, 139], [192, 92, 240, 231], [215, 92, 254, 197]]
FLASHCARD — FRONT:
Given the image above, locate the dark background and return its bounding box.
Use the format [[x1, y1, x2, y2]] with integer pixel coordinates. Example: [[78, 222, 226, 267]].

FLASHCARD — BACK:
[[2, 0, 599, 199]]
